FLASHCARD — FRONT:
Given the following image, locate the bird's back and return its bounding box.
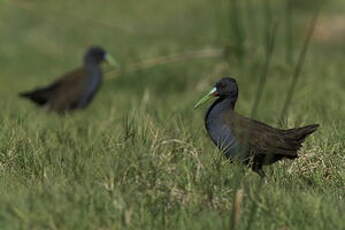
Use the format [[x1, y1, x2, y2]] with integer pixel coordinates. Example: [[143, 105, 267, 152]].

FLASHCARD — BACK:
[[19, 67, 102, 113]]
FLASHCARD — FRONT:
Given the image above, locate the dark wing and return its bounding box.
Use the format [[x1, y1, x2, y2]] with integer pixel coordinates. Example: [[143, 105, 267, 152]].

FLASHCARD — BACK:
[[19, 82, 61, 106], [19, 68, 88, 112], [225, 113, 300, 158], [47, 68, 88, 112]]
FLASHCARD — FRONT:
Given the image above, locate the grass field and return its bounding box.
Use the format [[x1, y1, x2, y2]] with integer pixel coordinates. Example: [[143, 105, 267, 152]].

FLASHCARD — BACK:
[[0, 0, 344, 229]]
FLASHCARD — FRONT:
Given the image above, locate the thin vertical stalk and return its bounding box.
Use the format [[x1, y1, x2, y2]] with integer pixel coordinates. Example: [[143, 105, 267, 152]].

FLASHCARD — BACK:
[[285, 0, 293, 65], [230, 189, 244, 230], [245, 0, 257, 44], [279, 9, 320, 126], [250, 10, 276, 117], [229, 0, 246, 63]]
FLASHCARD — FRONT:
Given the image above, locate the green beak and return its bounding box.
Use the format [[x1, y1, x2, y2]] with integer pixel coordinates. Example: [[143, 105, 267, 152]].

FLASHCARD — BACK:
[[105, 53, 119, 67], [194, 87, 217, 109]]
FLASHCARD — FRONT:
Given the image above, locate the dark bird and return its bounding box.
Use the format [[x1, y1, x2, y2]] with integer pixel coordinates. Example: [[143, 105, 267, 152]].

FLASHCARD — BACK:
[[194, 77, 319, 177], [19, 46, 117, 114]]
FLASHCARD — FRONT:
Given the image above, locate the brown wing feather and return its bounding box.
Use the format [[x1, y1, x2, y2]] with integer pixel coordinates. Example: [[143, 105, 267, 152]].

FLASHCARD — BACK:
[[47, 68, 87, 112], [224, 112, 299, 157]]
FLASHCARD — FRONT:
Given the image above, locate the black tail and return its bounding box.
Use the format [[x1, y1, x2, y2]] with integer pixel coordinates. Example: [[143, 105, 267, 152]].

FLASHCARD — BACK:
[[284, 124, 319, 143], [19, 90, 48, 106], [20, 84, 56, 106], [19, 81, 60, 106]]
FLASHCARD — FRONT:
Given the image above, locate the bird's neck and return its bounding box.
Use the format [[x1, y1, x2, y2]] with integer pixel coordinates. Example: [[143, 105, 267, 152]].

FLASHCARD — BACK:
[[84, 58, 100, 68], [209, 96, 237, 113], [205, 96, 235, 125], [206, 96, 236, 122], [84, 60, 102, 75]]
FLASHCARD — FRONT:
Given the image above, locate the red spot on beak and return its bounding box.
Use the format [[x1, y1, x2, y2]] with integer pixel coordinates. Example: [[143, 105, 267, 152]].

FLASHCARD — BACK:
[[213, 92, 219, 97]]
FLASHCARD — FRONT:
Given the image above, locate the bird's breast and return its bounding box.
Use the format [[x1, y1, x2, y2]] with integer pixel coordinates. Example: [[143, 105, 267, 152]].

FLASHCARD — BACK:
[[78, 68, 102, 107], [205, 109, 238, 159]]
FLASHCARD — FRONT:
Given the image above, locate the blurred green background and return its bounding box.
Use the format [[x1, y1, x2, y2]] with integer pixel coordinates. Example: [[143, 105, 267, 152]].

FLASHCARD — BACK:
[[0, 0, 344, 229]]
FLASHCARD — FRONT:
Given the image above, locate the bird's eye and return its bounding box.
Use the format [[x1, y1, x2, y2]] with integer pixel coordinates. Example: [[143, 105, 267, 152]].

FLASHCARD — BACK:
[[217, 83, 225, 90]]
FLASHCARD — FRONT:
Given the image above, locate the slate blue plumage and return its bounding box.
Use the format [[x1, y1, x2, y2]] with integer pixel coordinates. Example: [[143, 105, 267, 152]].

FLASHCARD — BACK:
[[206, 97, 239, 159], [195, 77, 319, 177], [20, 46, 117, 113], [77, 49, 104, 108]]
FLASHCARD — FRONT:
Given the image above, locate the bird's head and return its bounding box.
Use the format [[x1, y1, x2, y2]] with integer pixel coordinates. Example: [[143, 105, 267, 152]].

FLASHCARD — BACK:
[[84, 46, 118, 67], [194, 77, 238, 109]]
